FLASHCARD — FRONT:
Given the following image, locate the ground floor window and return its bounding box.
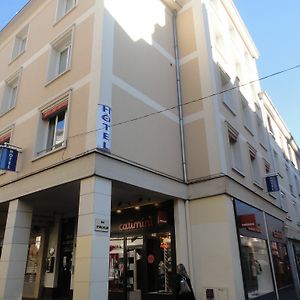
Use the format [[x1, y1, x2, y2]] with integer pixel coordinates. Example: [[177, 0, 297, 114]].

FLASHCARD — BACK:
[[240, 236, 274, 299], [109, 201, 175, 300], [271, 242, 293, 289]]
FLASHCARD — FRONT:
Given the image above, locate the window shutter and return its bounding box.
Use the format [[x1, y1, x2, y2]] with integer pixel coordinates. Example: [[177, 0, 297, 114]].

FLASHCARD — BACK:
[[0, 133, 11, 144], [227, 123, 238, 142], [248, 144, 256, 160], [41, 91, 70, 120]]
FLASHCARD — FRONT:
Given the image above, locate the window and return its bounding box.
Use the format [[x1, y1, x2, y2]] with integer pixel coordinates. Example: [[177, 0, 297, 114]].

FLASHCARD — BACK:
[[264, 160, 270, 174], [219, 65, 236, 114], [249, 144, 261, 186], [48, 28, 73, 82], [12, 25, 28, 59], [1, 70, 21, 115], [227, 124, 243, 173], [36, 91, 70, 156], [56, 0, 76, 21], [0, 130, 12, 174], [256, 115, 267, 149], [241, 97, 253, 134], [286, 165, 294, 196], [267, 115, 274, 136]]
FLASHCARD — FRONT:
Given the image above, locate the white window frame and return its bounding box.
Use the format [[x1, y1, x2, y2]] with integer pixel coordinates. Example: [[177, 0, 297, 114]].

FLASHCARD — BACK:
[[0, 69, 22, 115], [227, 124, 244, 175], [56, 0, 76, 22], [248, 144, 261, 187], [241, 97, 253, 134], [47, 27, 74, 83], [11, 25, 28, 60], [219, 65, 236, 115], [35, 91, 71, 158], [0, 128, 13, 175]]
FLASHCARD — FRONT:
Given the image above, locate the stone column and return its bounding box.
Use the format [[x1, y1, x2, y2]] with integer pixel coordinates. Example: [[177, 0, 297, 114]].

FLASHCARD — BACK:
[[0, 199, 32, 300], [73, 176, 112, 300]]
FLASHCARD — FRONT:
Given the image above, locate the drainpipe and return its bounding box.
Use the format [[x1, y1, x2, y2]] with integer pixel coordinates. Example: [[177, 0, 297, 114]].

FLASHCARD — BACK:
[[172, 10, 187, 184], [172, 10, 194, 283]]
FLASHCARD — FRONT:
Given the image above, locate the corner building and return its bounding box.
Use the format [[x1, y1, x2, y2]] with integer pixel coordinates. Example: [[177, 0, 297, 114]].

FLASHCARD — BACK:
[[0, 1, 299, 300]]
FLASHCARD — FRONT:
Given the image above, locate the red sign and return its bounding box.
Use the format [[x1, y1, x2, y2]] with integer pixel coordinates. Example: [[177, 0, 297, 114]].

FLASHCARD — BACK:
[[147, 254, 155, 264], [158, 211, 168, 225], [239, 214, 256, 228]]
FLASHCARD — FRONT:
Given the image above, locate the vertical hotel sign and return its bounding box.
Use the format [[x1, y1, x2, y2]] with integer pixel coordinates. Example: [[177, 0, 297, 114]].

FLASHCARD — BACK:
[[97, 104, 112, 152]]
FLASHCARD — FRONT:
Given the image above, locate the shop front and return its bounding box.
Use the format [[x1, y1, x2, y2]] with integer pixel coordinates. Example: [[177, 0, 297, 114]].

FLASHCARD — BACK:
[[234, 199, 296, 300], [109, 201, 176, 300]]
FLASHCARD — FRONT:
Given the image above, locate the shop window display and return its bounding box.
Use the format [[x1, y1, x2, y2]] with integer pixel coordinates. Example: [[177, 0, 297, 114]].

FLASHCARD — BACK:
[[240, 235, 274, 299], [271, 242, 293, 289], [146, 232, 173, 295]]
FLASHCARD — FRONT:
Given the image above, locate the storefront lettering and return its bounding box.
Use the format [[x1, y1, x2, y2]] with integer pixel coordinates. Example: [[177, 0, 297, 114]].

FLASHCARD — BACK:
[[119, 218, 153, 231], [246, 224, 262, 233]]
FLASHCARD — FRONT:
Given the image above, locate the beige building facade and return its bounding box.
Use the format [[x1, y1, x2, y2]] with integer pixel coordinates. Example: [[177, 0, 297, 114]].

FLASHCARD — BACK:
[[0, 0, 299, 300]]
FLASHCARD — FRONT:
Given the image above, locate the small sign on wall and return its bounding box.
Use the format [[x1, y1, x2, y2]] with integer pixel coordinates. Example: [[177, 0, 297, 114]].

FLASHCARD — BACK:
[[0, 145, 19, 172], [95, 218, 109, 232], [265, 175, 280, 192], [97, 104, 112, 152]]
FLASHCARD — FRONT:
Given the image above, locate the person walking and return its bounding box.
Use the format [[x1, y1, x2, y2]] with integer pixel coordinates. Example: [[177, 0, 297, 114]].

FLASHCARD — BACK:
[[176, 263, 196, 300]]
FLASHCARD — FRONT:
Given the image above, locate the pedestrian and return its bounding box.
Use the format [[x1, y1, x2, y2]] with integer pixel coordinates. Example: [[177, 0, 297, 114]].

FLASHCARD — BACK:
[[176, 263, 196, 300]]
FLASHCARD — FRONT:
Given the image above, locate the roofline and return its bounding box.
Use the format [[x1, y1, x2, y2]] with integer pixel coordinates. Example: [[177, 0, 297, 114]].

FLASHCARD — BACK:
[[221, 0, 259, 59], [0, 1, 32, 34]]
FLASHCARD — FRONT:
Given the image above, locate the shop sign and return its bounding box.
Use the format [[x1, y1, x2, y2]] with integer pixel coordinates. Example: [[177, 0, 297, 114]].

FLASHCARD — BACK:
[[119, 217, 153, 231], [95, 218, 109, 232], [266, 175, 280, 192], [239, 214, 256, 228], [97, 104, 112, 152], [0, 146, 19, 172], [158, 211, 168, 225], [246, 224, 262, 233]]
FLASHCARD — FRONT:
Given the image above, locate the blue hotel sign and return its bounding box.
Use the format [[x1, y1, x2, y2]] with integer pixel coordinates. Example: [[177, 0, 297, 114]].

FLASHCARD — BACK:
[[0, 146, 19, 172], [266, 175, 280, 193], [97, 104, 112, 152]]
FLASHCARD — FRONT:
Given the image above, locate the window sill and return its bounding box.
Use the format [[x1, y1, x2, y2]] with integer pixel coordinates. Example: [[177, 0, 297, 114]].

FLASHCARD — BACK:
[[45, 68, 71, 87], [232, 167, 245, 178], [223, 100, 237, 116], [253, 181, 263, 190], [259, 142, 268, 152], [9, 50, 26, 65], [244, 125, 254, 136], [0, 105, 16, 117], [33, 143, 67, 162]]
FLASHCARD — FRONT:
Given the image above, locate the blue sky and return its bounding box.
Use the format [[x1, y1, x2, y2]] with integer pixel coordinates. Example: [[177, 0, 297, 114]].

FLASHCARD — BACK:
[[234, 0, 300, 145], [0, 0, 299, 145]]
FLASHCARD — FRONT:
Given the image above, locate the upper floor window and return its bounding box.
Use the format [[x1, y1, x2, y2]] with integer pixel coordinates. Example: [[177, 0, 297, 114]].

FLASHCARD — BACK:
[[267, 115, 274, 136], [241, 97, 253, 134], [0, 69, 22, 115], [56, 0, 76, 21], [12, 25, 28, 60], [227, 124, 243, 174], [0, 130, 12, 173], [35, 91, 70, 157], [48, 27, 74, 82], [248, 144, 261, 186]]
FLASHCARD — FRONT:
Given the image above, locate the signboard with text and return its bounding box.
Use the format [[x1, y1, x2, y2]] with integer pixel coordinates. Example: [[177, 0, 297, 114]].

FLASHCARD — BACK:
[[0, 146, 19, 172], [97, 104, 112, 152], [266, 175, 280, 192]]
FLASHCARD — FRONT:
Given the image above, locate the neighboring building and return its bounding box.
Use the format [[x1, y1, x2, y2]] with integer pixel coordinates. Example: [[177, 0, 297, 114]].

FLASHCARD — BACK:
[[0, 1, 299, 300]]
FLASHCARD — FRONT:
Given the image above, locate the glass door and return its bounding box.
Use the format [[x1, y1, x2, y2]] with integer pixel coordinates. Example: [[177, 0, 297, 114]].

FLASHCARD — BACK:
[[126, 236, 143, 300], [109, 236, 143, 300]]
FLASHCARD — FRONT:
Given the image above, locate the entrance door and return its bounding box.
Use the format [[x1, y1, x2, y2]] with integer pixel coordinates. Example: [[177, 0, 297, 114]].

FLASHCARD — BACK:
[[126, 236, 143, 300], [57, 218, 75, 299], [109, 236, 143, 300]]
